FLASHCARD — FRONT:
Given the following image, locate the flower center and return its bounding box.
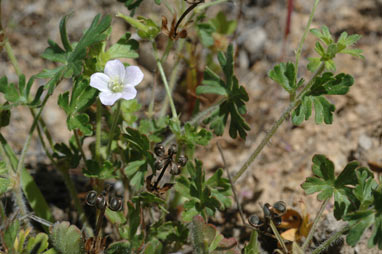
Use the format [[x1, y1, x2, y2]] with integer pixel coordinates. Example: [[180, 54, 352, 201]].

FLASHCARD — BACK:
[[108, 77, 124, 93]]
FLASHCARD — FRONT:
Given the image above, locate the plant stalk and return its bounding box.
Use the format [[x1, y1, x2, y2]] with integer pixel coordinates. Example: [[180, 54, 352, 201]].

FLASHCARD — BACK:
[[269, 219, 288, 253], [302, 197, 329, 250], [106, 100, 121, 159], [95, 98, 102, 165], [295, 0, 320, 79], [311, 224, 349, 254], [153, 43, 179, 122], [232, 63, 324, 182]]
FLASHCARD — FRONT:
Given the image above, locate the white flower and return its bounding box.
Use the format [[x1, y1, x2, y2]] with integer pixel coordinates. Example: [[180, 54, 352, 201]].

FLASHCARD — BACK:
[[90, 59, 144, 106]]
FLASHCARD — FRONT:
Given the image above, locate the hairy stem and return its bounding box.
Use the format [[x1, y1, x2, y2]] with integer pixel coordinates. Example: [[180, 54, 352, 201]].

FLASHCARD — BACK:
[[295, 0, 320, 78], [74, 129, 87, 163], [269, 219, 288, 254], [302, 197, 329, 250], [4, 40, 22, 76], [152, 42, 179, 122], [159, 39, 185, 118], [312, 224, 350, 254], [95, 99, 102, 165], [106, 100, 121, 159], [195, 0, 229, 11], [16, 95, 50, 176], [232, 63, 324, 182]]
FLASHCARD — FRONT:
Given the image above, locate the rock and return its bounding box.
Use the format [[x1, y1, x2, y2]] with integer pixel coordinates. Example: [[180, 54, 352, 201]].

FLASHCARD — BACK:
[[240, 26, 267, 58], [358, 134, 372, 150]]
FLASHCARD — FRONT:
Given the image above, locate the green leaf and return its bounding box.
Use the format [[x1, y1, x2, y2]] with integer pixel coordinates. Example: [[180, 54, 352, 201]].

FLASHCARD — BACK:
[[292, 96, 312, 125], [49, 222, 84, 254], [83, 160, 115, 179], [210, 11, 237, 35], [3, 219, 20, 250], [0, 108, 10, 128], [105, 209, 127, 225], [105, 241, 131, 254], [344, 210, 374, 247], [117, 14, 160, 39], [26, 233, 51, 254], [67, 113, 92, 136], [201, 45, 250, 139], [0, 134, 54, 230], [269, 62, 297, 93], [196, 80, 227, 96], [307, 57, 321, 72], [0, 177, 10, 195], [312, 96, 335, 124], [244, 231, 260, 254], [121, 99, 141, 125], [104, 32, 139, 59], [59, 15, 73, 52], [197, 23, 215, 47]]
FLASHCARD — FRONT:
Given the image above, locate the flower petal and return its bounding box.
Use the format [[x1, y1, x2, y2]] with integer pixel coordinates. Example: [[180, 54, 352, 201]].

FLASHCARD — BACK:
[[124, 66, 144, 86], [99, 91, 122, 106], [90, 73, 110, 92], [104, 59, 126, 81], [121, 86, 137, 101]]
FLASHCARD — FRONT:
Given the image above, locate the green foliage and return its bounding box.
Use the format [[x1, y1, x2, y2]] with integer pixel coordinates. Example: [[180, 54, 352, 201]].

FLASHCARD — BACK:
[[308, 26, 363, 72], [2, 219, 20, 251], [12, 229, 54, 254], [38, 14, 111, 94], [243, 231, 260, 254], [292, 72, 354, 125], [268, 62, 297, 94], [176, 160, 232, 222], [197, 23, 216, 47], [117, 14, 160, 40], [138, 116, 169, 143], [121, 99, 141, 125], [197, 44, 250, 139], [58, 78, 97, 136], [0, 75, 44, 110], [117, 0, 161, 16], [302, 155, 382, 249], [49, 222, 84, 254], [0, 161, 10, 195], [120, 127, 154, 189], [210, 11, 237, 35], [191, 215, 240, 253]]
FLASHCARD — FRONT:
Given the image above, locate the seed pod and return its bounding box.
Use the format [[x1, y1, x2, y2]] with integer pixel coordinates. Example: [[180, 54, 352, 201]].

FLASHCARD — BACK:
[[263, 203, 272, 218], [95, 194, 106, 210], [170, 163, 181, 175], [273, 201, 286, 216], [86, 190, 98, 206], [154, 159, 165, 171], [177, 155, 188, 167], [168, 144, 177, 156], [154, 143, 165, 157], [248, 214, 263, 228], [273, 216, 282, 226], [108, 197, 122, 211]]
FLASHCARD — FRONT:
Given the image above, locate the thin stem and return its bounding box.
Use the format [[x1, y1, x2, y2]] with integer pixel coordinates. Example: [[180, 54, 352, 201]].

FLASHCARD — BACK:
[[4, 40, 22, 76], [159, 39, 185, 118], [106, 100, 121, 159], [74, 130, 87, 163], [302, 197, 329, 250], [312, 224, 350, 254], [16, 94, 50, 175], [295, 0, 320, 79], [95, 99, 102, 165], [195, 0, 229, 11], [153, 160, 171, 189], [173, 1, 203, 37], [153, 42, 179, 121], [34, 116, 92, 234], [269, 219, 288, 254], [218, 143, 247, 226], [163, 101, 221, 146], [232, 63, 324, 182]]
